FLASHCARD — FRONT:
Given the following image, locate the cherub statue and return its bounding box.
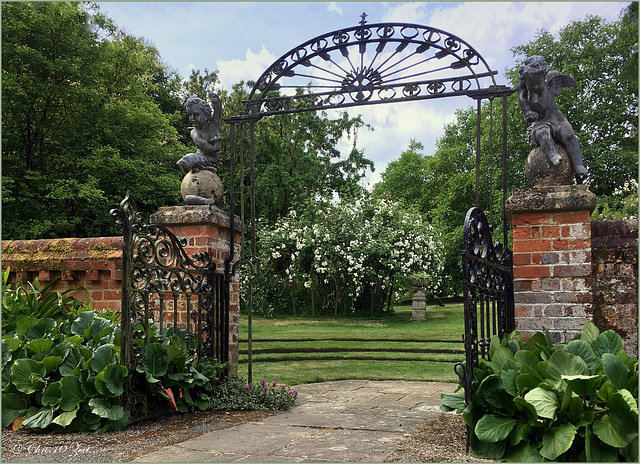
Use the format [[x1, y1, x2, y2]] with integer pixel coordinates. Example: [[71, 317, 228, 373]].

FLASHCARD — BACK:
[[517, 55, 588, 181], [176, 92, 222, 174]]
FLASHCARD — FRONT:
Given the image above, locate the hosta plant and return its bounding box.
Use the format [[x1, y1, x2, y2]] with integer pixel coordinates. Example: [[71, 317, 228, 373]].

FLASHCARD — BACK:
[[440, 323, 638, 461], [2, 311, 128, 432], [135, 326, 229, 413]]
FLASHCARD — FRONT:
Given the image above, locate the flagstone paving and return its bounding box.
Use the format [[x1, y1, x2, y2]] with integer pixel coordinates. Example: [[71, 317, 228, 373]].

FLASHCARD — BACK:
[[132, 380, 457, 463]]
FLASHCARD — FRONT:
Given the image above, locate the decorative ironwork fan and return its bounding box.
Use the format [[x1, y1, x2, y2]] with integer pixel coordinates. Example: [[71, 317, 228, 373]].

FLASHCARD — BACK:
[[244, 13, 505, 116]]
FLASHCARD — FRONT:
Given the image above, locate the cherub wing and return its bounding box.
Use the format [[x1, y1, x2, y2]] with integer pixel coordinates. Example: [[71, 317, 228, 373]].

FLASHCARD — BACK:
[[546, 71, 577, 97]]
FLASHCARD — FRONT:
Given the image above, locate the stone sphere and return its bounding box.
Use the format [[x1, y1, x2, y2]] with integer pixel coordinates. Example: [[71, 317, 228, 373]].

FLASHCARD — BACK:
[[180, 168, 223, 205], [525, 144, 575, 187]]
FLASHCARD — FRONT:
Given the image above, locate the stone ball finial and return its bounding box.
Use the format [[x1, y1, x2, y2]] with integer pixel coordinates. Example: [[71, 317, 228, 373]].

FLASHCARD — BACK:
[[525, 143, 575, 187], [180, 168, 224, 206]]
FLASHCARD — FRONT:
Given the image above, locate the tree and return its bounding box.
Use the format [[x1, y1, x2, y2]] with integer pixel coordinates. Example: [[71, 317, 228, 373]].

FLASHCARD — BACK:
[[253, 108, 373, 225], [2, 2, 185, 239]]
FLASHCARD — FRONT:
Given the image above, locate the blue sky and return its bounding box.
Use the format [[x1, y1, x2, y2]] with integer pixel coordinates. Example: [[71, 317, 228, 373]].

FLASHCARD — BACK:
[[97, 2, 627, 185]]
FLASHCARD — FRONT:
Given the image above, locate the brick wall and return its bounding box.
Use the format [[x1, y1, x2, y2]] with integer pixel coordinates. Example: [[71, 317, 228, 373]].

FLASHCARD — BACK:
[[511, 210, 593, 343], [2, 237, 124, 311], [591, 219, 638, 356]]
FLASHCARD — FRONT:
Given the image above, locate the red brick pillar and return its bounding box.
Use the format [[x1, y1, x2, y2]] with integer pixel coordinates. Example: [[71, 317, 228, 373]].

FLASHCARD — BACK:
[[150, 205, 242, 377], [505, 185, 597, 343]]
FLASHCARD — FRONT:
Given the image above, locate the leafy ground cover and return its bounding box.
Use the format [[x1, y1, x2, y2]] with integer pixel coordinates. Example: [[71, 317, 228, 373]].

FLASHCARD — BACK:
[[441, 324, 639, 461], [1, 273, 297, 434], [238, 304, 465, 385]]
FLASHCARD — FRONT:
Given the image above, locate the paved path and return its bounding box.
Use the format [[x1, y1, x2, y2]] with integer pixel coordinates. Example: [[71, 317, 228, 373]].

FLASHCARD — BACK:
[[132, 380, 457, 463]]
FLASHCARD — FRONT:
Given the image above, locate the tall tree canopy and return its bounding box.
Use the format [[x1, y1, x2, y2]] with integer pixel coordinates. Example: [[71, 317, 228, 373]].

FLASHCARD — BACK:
[[2, 1, 185, 239], [2, 2, 373, 240]]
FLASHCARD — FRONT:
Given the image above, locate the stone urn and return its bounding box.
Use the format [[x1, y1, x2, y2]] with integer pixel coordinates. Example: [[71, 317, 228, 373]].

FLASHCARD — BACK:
[[410, 277, 429, 289], [180, 168, 224, 206], [525, 143, 575, 187]]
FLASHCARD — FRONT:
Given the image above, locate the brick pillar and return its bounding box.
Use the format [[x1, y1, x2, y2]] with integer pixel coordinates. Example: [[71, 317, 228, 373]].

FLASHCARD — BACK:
[[505, 185, 597, 343], [150, 205, 242, 378]]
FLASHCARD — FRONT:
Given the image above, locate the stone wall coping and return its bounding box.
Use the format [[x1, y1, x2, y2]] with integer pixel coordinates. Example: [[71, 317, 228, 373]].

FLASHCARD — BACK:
[[592, 219, 638, 239], [2, 237, 123, 271], [505, 185, 597, 218], [150, 205, 244, 233]]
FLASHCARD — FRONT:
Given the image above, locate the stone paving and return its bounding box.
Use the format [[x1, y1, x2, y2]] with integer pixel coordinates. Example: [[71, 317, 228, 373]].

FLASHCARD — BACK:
[[132, 380, 457, 463]]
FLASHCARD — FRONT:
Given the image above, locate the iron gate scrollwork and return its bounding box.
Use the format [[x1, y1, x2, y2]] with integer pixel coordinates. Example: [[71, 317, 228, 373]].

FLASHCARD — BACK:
[[110, 191, 228, 422], [457, 206, 515, 407]]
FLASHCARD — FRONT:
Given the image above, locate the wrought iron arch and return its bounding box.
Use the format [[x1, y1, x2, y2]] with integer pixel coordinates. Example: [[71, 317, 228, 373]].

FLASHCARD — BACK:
[[224, 14, 515, 385], [241, 17, 508, 117]]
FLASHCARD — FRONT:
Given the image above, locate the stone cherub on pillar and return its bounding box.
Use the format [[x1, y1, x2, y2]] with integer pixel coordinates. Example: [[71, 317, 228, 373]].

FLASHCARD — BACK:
[[517, 55, 588, 186], [175, 92, 224, 205]]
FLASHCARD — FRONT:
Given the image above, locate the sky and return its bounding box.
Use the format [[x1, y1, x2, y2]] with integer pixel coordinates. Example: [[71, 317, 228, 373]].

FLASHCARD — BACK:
[[96, 1, 627, 186]]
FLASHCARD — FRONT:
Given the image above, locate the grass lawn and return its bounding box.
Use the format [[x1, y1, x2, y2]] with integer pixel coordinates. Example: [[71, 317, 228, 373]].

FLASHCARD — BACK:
[[238, 303, 465, 386]]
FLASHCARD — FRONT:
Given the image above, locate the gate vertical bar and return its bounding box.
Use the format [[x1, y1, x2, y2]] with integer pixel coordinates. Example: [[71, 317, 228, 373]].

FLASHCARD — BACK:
[[475, 99, 482, 208], [224, 121, 237, 372], [248, 120, 258, 386], [117, 194, 134, 374], [488, 99, 494, 224], [502, 95, 509, 248]]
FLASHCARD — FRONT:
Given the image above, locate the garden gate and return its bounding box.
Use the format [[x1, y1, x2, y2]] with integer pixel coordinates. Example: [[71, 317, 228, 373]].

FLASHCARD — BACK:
[[110, 192, 228, 422], [457, 206, 515, 406], [224, 13, 516, 386]]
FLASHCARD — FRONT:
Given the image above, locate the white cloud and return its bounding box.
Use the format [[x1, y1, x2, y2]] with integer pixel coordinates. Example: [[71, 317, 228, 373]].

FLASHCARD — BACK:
[[382, 2, 429, 24], [327, 2, 344, 15], [216, 46, 276, 91]]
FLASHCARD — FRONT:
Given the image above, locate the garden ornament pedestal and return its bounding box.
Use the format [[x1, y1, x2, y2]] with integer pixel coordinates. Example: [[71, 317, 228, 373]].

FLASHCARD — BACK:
[[411, 290, 427, 322], [505, 184, 597, 343], [410, 277, 428, 322]]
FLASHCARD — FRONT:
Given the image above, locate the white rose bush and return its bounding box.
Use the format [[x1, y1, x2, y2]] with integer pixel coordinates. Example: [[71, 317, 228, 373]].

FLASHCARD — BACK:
[[247, 194, 445, 317]]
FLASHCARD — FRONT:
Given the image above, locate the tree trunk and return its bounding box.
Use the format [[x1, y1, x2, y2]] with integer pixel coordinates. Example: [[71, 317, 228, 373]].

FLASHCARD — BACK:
[[311, 279, 315, 317], [291, 283, 296, 316], [386, 277, 395, 313], [334, 277, 339, 317]]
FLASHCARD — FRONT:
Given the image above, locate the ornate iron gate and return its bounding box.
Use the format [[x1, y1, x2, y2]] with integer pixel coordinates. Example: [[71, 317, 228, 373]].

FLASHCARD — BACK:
[[110, 192, 228, 421], [457, 206, 515, 406]]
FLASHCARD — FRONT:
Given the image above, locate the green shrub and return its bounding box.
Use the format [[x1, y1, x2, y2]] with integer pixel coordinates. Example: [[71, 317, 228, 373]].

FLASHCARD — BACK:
[[440, 323, 638, 461], [209, 378, 298, 411], [135, 326, 229, 413], [1, 274, 287, 433], [1, 267, 87, 333], [2, 311, 128, 432]]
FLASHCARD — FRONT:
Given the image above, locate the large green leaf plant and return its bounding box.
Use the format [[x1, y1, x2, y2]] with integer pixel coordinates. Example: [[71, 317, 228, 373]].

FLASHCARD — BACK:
[[136, 326, 229, 413], [441, 323, 638, 461], [2, 311, 128, 432]]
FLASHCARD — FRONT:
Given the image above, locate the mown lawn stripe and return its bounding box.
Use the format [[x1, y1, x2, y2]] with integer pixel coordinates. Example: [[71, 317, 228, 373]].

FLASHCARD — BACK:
[[240, 338, 463, 343], [239, 356, 463, 363], [240, 347, 464, 354], [236, 304, 466, 385]]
